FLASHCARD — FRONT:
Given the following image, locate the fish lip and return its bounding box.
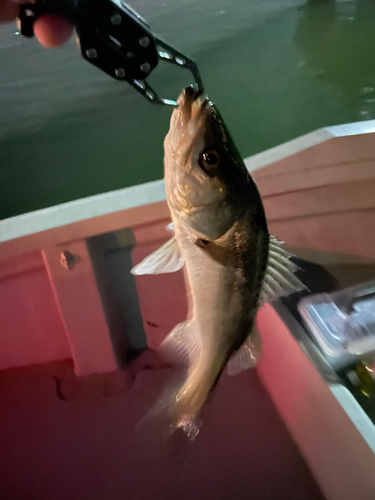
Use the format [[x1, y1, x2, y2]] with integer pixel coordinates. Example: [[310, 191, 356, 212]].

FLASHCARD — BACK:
[[177, 87, 210, 118], [181, 85, 205, 102], [183, 85, 197, 98], [173, 89, 211, 165], [166, 88, 212, 171]]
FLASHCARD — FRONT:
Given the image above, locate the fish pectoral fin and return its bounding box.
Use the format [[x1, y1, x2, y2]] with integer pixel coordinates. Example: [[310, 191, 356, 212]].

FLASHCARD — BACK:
[[158, 320, 201, 365], [194, 238, 234, 267], [258, 235, 307, 306], [227, 322, 263, 376], [131, 237, 184, 275]]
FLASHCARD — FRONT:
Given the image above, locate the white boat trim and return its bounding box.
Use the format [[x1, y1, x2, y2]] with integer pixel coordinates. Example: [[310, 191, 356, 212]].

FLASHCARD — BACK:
[[0, 179, 167, 246], [330, 384, 375, 455], [1, 118, 375, 248], [244, 119, 375, 173]]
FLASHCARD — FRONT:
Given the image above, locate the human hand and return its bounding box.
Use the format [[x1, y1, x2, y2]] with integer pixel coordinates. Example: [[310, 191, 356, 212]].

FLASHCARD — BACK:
[[0, 0, 74, 47]]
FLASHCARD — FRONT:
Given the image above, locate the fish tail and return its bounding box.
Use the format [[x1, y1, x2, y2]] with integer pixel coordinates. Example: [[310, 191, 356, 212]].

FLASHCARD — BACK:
[[139, 321, 227, 440], [168, 354, 226, 440]]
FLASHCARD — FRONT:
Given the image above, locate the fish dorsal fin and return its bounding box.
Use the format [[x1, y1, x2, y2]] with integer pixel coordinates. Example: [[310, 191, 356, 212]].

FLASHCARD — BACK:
[[227, 237, 306, 377], [258, 235, 306, 306], [131, 236, 184, 275]]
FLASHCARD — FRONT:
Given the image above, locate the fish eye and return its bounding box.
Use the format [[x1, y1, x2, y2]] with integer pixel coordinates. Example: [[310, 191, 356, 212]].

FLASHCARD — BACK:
[[199, 149, 220, 174]]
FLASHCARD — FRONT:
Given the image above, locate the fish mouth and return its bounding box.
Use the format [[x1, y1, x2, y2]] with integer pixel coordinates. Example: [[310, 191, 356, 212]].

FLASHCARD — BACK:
[[177, 86, 210, 126], [170, 86, 211, 163]]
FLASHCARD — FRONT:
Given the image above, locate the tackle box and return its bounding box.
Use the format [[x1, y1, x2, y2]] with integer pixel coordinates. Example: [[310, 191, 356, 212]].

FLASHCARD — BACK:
[[298, 281, 375, 371]]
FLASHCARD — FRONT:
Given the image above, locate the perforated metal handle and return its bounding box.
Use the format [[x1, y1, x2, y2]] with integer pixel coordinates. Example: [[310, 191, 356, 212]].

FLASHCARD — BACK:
[[18, 0, 204, 105]]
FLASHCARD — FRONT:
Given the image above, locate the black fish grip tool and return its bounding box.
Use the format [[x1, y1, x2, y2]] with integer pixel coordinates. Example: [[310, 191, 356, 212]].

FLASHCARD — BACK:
[[17, 0, 204, 105]]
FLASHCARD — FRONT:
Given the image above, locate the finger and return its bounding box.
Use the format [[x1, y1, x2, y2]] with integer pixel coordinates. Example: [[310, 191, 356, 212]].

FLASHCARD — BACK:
[[0, 0, 19, 23], [33, 14, 74, 48]]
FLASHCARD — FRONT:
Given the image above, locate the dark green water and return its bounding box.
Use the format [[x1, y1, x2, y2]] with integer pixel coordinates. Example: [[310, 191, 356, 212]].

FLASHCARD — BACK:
[[1, 0, 375, 219]]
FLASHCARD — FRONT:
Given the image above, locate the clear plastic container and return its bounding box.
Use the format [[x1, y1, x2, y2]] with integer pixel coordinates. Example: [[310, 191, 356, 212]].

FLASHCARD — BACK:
[[298, 281, 375, 370]]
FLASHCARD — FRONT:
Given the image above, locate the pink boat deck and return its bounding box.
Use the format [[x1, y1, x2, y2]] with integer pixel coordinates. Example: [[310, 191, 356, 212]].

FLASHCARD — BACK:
[[0, 350, 324, 500]]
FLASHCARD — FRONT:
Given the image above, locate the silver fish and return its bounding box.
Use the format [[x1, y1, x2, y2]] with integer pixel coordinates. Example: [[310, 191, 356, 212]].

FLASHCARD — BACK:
[[132, 86, 305, 439]]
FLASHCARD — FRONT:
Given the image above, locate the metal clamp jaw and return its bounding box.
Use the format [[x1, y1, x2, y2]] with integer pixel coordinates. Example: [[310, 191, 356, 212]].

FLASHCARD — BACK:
[[18, 0, 204, 105]]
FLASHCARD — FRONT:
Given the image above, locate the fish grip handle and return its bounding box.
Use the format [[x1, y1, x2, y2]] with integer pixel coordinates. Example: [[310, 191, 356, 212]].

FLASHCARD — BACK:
[[17, 0, 203, 105]]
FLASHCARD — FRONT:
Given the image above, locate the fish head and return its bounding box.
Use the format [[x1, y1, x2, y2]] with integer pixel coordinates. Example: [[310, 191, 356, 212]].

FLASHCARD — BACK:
[[164, 86, 251, 240]]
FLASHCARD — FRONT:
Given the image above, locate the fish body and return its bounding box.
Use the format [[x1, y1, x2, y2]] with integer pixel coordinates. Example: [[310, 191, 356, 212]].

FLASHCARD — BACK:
[[132, 87, 305, 438]]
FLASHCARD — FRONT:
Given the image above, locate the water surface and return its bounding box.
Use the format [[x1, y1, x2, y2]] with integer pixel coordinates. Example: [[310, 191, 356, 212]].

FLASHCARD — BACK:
[[1, 0, 375, 219]]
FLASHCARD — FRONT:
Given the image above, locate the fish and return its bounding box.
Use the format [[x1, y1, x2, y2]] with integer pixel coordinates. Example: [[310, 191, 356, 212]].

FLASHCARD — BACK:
[[131, 86, 306, 439]]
